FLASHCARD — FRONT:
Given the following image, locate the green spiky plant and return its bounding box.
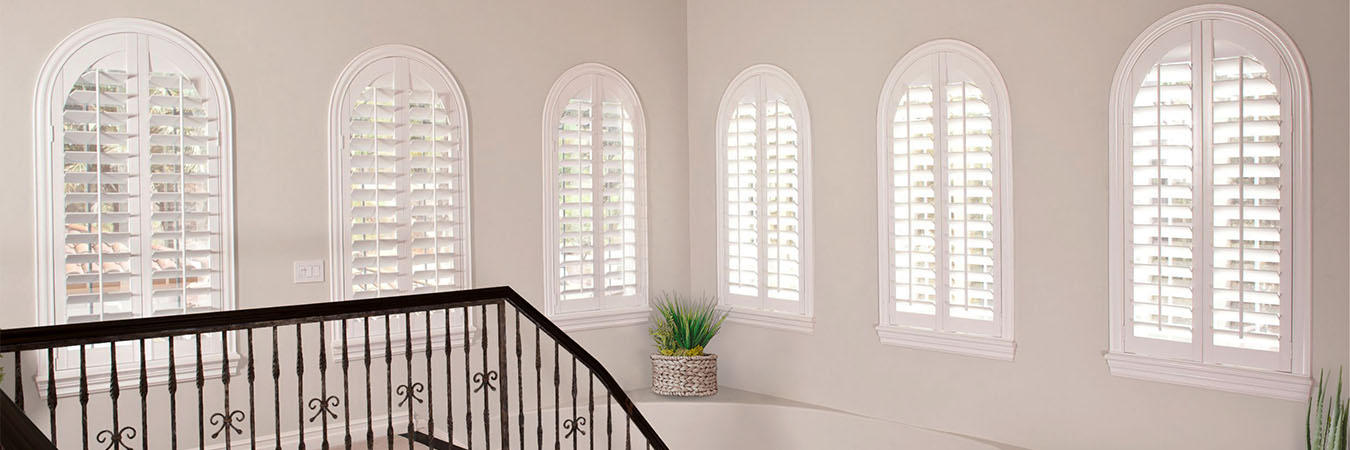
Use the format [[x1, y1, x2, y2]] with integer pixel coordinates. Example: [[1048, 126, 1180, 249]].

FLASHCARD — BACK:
[[1309, 368, 1349, 450], [649, 292, 728, 357]]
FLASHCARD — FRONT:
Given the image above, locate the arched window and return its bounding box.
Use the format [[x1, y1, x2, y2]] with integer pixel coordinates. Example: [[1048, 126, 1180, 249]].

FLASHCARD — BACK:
[[542, 63, 648, 329], [34, 18, 235, 376], [1107, 5, 1310, 399], [716, 64, 812, 332], [875, 40, 1014, 359], [329, 45, 471, 346]]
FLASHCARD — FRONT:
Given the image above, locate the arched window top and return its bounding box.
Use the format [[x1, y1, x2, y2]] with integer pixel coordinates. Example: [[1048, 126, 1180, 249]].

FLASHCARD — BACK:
[[35, 18, 236, 329], [717, 64, 810, 136], [328, 44, 472, 302], [542, 63, 648, 328], [1106, 5, 1311, 400], [877, 39, 1010, 135]]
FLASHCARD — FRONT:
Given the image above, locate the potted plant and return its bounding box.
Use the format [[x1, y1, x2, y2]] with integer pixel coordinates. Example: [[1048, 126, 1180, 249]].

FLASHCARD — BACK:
[[649, 293, 728, 397], [1309, 368, 1348, 450]]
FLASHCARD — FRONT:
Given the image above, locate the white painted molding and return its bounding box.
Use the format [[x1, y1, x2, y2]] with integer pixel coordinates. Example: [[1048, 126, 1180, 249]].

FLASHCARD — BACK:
[[713, 63, 814, 320], [876, 326, 1015, 361], [539, 62, 650, 322], [1106, 352, 1311, 402], [874, 39, 1015, 342], [1106, 4, 1311, 375], [725, 308, 814, 335], [549, 307, 650, 333]]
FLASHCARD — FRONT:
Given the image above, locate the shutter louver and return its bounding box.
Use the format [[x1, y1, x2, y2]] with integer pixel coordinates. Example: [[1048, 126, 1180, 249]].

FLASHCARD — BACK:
[[945, 81, 996, 322], [892, 84, 939, 316], [726, 99, 759, 298]]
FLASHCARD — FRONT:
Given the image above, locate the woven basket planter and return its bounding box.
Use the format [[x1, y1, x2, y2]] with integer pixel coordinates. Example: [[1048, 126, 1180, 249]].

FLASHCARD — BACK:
[[650, 353, 718, 397]]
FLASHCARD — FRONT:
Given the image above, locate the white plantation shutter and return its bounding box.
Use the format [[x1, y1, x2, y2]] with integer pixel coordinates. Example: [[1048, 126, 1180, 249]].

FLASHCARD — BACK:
[[329, 46, 471, 345], [545, 64, 646, 317], [1110, 8, 1309, 375], [36, 20, 235, 366], [879, 41, 1011, 339], [717, 65, 811, 316]]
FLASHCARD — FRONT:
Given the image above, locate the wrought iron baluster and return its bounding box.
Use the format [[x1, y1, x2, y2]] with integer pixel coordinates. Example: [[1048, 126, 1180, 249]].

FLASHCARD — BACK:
[[625, 415, 630, 450], [46, 349, 57, 448], [481, 305, 491, 450], [516, 309, 524, 450], [385, 315, 393, 450], [341, 321, 351, 450], [13, 351, 22, 411], [571, 355, 578, 450], [272, 326, 281, 450], [110, 341, 121, 450], [536, 326, 542, 450], [79, 345, 88, 450], [405, 313, 414, 450], [464, 306, 473, 450], [222, 331, 234, 450], [588, 374, 594, 450], [248, 329, 258, 450], [425, 311, 435, 450], [554, 341, 560, 450], [364, 318, 373, 450], [445, 308, 454, 446], [498, 303, 511, 450], [169, 338, 179, 450], [196, 334, 205, 450], [319, 321, 330, 450], [606, 393, 612, 450], [295, 325, 306, 450]]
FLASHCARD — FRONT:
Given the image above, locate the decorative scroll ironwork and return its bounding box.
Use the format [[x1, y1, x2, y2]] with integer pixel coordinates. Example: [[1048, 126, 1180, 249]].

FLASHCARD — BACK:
[[307, 396, 340, 423], [96, 426, 137, 450], [209, 410, 245, 439], [396, 382, 425, 407], [563, 417, 588, 439], [473, 370, 499, 393]]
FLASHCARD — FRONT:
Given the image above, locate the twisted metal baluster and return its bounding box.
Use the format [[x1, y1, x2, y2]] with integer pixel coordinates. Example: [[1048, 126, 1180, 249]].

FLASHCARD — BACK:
[[364, 318, 373, 450], [79, 345, 88, 450], [13, 351, 22, 411], [625, 415, 630, 450], [196, 334, 205, 450], [248, 329, 258, 450], [405, 313, 414, 450], [385, 315, 393, 450], [497, 303, 510, 450], [110, 342, 121, 450], [139, 340, 147, 450], [425, 311, 435, 449], [571, 355, 577, 450], [272, 326, 281, 450], [554, 341, 560, 450], [46, 349, 58, 448], [516, 310, 524, 450], [296, 325, 306, 450], [319, 321, 329, 449], [464, 307, 473, 450], [606, 393, 612, 450], [536, 326, 542, 450], [588, 374, 594, 450], [341, 321, 351, 450]]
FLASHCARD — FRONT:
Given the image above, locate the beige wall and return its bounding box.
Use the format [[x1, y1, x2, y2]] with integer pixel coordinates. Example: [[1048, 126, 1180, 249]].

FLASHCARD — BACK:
[[686, 0, 1349, 449]]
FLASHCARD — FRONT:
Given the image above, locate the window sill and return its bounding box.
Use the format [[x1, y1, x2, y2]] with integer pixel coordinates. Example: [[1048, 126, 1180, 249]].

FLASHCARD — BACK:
[[724, 308, 813, 334], [876, 326, 1015, 361], [550, 307, 649, 332], [37, 353, 239, 398], [1104, 351, 1311, 401]]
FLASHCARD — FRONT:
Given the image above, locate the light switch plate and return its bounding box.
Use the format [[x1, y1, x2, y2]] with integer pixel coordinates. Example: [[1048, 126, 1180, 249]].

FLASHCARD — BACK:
[[294, 260, 325, 283]]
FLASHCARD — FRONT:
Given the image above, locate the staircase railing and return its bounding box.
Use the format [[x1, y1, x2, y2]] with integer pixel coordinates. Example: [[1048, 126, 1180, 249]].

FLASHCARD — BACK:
[[0, 286, 669, 450]]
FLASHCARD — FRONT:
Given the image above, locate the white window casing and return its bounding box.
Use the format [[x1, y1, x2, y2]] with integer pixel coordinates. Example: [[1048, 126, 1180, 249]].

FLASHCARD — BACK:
[[1107, 4, 1312, 401], [542, 63, 649, 331], [875, 39, 1015, 360], [33, 18, 237, 396], [715, 64, 814, 333], [328, 44, 473, 355]]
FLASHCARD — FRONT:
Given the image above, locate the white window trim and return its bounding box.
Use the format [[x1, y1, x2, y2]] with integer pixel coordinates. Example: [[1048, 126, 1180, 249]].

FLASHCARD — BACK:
[[715, 64, 814, 334], [874, 39, 1015, 360], [31, 18, 238, 396], [326, 44, 475, 354], [541, 62, 650, 332], [1106, 4, 1312, 400]]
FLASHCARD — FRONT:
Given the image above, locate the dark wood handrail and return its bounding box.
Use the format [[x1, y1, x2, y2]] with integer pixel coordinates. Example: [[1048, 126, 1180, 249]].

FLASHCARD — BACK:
[[0, 286, 670, 450], [1, 389, 58, 450]]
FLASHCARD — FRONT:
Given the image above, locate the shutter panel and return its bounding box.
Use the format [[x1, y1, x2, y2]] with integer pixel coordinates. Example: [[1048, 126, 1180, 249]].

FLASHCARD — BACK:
[[1209, 49, 1282, 353], [1129, 45, 1196, 344], [892, 83, 939, 317], [599, 90, 638, 297], [557, 90, 596, 301], [725, 97, 759, 298], [944, 80, 996, 322], [57, 34, 225, 324], [764, 97, 801, 302], [343, 57, 470, 300]]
